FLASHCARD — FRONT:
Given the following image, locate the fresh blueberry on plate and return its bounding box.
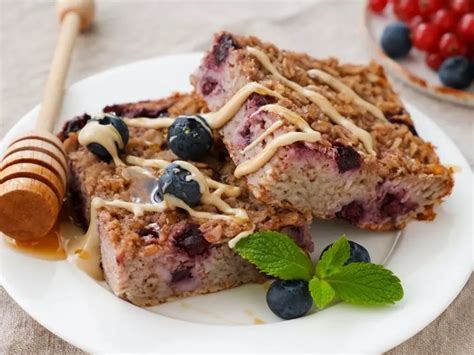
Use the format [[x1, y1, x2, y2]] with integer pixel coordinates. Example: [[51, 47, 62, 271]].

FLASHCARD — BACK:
[[439, 56, 473, 90], [86, 113, 129, 162], [320, 240, 371, 264], [167, 115, 213, 160], [266, 279, 313, 320], [157, 163, 202, 207], [381, 22, 412, 59]]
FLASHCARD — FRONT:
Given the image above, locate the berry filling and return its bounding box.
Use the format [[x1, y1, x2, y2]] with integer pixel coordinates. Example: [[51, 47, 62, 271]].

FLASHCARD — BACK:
[[137, 223, 160, 243], [380, 192, 417, 218], [335, 145, 362, 173], [200, 77, 218, 96], [211, 33, 241, 66], [336, 201, 365, 224], [174, 224, 210, 257], [103, 104, 170, 118], [171, 266, 193, 283], [58, 113, 91, 141]]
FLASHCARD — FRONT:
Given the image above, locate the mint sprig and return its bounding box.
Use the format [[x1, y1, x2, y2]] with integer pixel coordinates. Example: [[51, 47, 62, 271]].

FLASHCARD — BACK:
[[325, 263, 403, 305], [234, 231, 313, 281], [234, 232, 403, 309], [315, 235, 350, 278]]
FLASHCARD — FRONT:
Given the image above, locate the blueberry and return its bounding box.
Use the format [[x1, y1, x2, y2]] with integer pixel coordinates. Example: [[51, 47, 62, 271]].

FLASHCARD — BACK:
[[439, 56, 473, 90], [167, 115, 213, 161], [86, 113, 129, 162], [87, 143, 113, 162], [174, 224, 209, 256], [335, 145, 362, 173], [266, 280, 313, 320], [381, 22, 412, 59], [157, 163, 201, 207], [320, 240, 371, 264]]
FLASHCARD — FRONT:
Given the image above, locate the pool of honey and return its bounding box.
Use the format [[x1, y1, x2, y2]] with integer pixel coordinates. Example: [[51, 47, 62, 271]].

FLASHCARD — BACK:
[[3, 223, 66, 260], [1, 198, 83, 261]]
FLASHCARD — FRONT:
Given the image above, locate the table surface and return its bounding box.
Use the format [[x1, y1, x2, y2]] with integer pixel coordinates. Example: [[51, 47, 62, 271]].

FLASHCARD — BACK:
[[0, 1, 472, 354]]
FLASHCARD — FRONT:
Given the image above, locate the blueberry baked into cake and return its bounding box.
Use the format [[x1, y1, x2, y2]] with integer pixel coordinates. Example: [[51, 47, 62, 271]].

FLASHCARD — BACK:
[[192, 32, 454, 231], [60, 92, 312, 306]]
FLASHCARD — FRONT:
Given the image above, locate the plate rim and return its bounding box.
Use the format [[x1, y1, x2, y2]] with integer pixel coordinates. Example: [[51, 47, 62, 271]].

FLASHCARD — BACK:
[[0, 53, 472, 353]]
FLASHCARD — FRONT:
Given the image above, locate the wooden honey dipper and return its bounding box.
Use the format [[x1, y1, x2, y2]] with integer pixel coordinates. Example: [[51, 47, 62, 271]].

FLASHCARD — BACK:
[[0, 0, 94, 241]]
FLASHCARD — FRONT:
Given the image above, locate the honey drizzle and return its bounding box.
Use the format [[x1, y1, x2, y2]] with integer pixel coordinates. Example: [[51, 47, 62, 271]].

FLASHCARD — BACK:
[[3, 223, 66, 261]]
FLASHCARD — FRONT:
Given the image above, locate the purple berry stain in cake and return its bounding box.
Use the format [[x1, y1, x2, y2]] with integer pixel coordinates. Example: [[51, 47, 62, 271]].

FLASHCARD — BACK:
[[200, 77, 218, 96], [58, 113, 91, 141], [380, 192, 417, 218], [171, 266, 192, 283], [336, 201, 365, 225], [103, 104, 169, 119], [174, 224, 210, 257], [137, 223, 161, 243], [335, 145, 362, 173], [237, 94, 276, 146], [212, 33, 241, 66]]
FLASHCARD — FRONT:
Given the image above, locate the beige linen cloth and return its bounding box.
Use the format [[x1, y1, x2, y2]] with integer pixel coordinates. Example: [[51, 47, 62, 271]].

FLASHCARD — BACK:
[[0, 1, 472, 354]]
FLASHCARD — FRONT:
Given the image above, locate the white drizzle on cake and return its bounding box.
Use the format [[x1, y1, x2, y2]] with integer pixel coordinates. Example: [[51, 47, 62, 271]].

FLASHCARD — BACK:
[[124, 117, 175, 129], [242, 120, 283, 153], [307, 68, 387, 122], [78, 120, 126, 166], [70, 134, 256, 279], [201, 82, 284, 128], [246, 46, 375, 154], [234, 105, 321, 178]]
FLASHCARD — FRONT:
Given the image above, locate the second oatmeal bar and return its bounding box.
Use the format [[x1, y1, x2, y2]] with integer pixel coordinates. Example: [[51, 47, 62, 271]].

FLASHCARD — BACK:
[[192, 32, 454, 231]]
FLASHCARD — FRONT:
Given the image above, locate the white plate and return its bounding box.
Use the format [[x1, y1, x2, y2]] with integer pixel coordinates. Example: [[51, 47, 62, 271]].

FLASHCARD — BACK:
[[0, 54, 472, 353], [364, 6, 474, 107]]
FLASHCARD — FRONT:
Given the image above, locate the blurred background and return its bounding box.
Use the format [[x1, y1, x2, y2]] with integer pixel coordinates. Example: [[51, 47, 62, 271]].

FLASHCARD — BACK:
[[0, 0, 472, 354]]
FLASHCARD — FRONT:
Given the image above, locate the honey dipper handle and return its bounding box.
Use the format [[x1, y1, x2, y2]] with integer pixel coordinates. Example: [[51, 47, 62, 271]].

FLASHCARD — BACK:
[[36, 0, 94, 132]]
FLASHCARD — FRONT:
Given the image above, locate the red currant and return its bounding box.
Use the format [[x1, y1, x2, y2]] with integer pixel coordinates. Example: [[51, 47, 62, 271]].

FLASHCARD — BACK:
[[394, 0, 420, 22], [413, 23, 442, 51], [439, 32, 468, 57], [432, 9, 460, 33], [450, 0, 473, 14], [425, 52, 444, 70], [457, 13, 474, 43], [369, 0, 389, 12], [409, 15, 425, 30], [418, 0, 445, 18]]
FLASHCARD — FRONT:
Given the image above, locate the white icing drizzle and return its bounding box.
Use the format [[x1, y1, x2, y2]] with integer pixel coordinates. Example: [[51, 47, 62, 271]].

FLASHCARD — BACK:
[[78, 120, 126, 166], [125, 156, 248, 223], [124, 115, 213, 137], [123, 117, 175, 129], [242, 120, 284, 153], [228, 225, 256, 249], [234, 104, 321, 178], [246, 46, 375, 154], [202, 82, 284, 129], [307, 68, 387, 122]]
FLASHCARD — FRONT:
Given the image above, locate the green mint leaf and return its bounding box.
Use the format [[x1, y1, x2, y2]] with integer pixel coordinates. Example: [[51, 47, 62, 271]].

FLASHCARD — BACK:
[[309, 276, 336, 309], [315, 235, 351, 278], [325, 263, 404, 305], [234, 231, 314, 281]]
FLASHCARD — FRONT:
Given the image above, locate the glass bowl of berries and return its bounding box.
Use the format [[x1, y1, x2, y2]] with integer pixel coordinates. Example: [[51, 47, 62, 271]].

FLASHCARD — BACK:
[[365, 0, 474, 106]]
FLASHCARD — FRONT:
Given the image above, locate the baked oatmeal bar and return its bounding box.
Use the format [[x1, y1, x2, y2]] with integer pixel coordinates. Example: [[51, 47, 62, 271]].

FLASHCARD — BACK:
[[192, 32, 454, 231], [60, 92, 312, 306]]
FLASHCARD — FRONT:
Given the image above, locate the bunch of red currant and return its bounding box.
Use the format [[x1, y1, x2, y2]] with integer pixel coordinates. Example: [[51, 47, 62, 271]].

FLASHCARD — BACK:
[[370, 0, 474, 88]]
